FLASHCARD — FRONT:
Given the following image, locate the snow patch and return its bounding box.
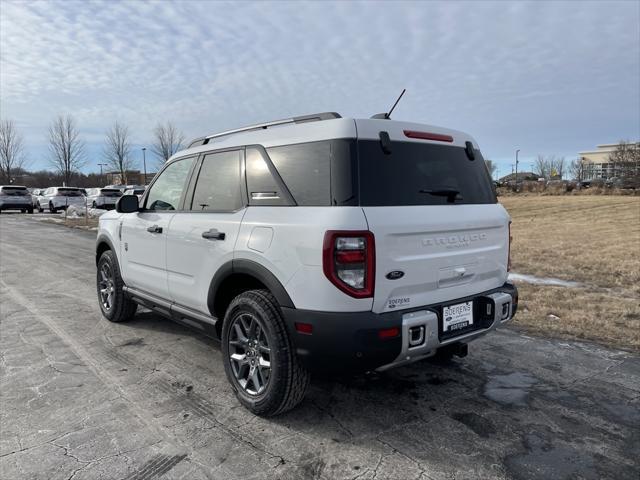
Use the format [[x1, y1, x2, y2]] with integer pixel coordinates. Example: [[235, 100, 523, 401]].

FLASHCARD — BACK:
[[66, 205, 107, 218], [508, 273, 581, 288]]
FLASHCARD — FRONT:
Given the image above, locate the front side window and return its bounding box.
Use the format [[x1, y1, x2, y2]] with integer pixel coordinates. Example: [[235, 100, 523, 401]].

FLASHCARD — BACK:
[[190, 150, 242, 211], [145, 157, 195, 211]]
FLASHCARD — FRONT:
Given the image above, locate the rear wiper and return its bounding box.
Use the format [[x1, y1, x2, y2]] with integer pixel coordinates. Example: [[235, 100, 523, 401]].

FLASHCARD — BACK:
[[419, 189, 462, 203]]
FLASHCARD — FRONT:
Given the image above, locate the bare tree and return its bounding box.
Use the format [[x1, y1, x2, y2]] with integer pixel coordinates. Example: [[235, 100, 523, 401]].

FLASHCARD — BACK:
[[0, 119, 28, 183], [151, 121, 185, 166], [533, 155, 550, 179], [48, 115, 85, 185], [484, 159, 497, 179], [609, 140, 640, 179], [569, 158, 587, 183], [103, 121, 135, 185], [550, 156, 565, 179]]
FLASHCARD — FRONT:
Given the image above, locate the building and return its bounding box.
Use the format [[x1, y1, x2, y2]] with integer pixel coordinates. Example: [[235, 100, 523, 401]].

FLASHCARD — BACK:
[[579, 142, 640, 180], [105, 170, 155, 186]]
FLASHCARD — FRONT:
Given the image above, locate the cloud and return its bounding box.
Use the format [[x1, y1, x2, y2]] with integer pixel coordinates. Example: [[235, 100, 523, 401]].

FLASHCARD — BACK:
[[1, 0, 638, 172]]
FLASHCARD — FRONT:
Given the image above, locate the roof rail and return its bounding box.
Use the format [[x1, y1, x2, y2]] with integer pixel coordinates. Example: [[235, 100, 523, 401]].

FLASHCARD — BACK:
[[187, 112, 341, 148]]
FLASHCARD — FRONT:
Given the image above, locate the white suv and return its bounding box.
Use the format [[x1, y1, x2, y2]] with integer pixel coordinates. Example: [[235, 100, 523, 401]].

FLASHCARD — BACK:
[[96, 113, 518, 416], [37, 187, 86, 213]]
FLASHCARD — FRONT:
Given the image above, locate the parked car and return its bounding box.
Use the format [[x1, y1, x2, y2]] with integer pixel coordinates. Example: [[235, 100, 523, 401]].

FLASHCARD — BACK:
[[30, 188, 46, 209], [85, 188, 123, 209], [0, 185, 33, 213], [123, 187, 145, 199], [36, 187, 86, 213], [96, 112, 518, 416]]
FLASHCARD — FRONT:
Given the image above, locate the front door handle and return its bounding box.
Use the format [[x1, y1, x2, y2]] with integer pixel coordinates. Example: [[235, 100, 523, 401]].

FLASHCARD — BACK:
[[147, 225, 163, 234], [202, 228, 225, 240]]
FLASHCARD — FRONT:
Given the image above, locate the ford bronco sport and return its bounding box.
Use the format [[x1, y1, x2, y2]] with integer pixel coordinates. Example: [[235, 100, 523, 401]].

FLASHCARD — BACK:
[[96, 112, 518, 416]]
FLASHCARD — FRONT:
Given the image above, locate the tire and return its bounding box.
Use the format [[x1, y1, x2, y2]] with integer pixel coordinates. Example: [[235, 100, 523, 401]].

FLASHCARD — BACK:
[[37, 203, 43, 213], [221, 290, 309, 416], [27, 207, 33, 214], [96, 249, 137, 323], [21, 209, 26, 213], [92, 201, 97, 208], [49, 202, 57, 213]]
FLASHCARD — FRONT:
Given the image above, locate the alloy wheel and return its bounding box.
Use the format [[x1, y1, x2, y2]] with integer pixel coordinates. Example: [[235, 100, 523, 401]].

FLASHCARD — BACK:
[[228, 313, 272, 395], [98, 262, 115, 311]]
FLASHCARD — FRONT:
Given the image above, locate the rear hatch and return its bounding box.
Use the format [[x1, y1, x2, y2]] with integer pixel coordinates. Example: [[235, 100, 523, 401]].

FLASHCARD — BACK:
[[356, 132, 509, 314], [100, 188, 122, 201]]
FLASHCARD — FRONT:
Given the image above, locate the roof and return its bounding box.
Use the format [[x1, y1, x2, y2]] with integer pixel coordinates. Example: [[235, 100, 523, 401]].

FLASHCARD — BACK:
[[170, 113, 479, 163]]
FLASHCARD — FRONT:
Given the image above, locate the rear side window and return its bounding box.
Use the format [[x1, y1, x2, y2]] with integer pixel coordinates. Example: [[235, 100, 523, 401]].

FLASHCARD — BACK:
[[190, 150, 242, 212], [245, 147, 289, 206], [266, 141, 331, 206], [358, 140, 496, 206], [146, 157, 195, 211]]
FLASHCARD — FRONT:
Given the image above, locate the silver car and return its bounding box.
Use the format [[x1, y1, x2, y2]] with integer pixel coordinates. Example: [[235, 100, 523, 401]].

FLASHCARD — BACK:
[[85, 188, 122, 209], [0, 185, 33, 213]]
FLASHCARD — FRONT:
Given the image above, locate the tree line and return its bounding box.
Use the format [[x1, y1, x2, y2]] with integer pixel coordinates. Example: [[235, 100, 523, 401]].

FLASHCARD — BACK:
[[0, 116, 186, 185]]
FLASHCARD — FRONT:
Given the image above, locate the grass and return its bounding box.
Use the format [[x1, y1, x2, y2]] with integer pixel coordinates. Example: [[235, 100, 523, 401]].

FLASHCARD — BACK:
[[501, 195, 640, 351]]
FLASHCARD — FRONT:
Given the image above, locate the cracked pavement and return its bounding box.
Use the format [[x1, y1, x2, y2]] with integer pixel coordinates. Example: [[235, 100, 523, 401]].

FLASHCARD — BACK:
[[1, 214, 639, 479]]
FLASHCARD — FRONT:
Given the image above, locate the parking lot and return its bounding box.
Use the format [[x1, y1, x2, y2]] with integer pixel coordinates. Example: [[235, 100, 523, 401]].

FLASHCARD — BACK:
[[1, 214, 639, 480]]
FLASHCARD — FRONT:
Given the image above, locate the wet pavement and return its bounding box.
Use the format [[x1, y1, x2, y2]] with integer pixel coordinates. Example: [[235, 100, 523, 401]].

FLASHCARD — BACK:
[[1, 215, 639, 479]]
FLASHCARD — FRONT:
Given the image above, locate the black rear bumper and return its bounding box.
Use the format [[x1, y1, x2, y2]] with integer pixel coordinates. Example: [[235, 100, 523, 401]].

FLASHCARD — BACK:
[[281, 282, 518, 373]]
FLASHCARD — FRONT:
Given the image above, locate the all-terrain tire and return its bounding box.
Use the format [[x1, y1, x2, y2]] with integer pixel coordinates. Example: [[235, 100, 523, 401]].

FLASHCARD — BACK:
[[97, 249, 137, 323], [221, 289, 310, 416]]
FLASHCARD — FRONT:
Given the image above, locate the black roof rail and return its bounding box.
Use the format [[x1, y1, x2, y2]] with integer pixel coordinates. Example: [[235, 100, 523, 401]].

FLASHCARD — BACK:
[[187, 112, 341, 148]]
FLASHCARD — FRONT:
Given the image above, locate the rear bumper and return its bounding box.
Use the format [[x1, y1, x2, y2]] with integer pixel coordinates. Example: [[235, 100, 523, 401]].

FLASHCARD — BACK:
[[281, 282, 518, 373], [0, 201, 31, 210]]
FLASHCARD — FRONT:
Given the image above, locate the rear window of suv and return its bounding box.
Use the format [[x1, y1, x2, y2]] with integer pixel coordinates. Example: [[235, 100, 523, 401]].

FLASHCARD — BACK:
[[357, 140, 496, 206], [0, 187, 29, 196], [58, 188, 83, 197]]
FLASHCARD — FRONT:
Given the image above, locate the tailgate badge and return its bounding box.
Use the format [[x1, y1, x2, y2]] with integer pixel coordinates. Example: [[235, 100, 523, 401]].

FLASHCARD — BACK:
[[386, 270, 404, 280]]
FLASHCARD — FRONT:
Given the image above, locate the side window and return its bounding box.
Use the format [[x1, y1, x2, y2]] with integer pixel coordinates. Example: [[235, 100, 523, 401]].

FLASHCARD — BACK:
[[246, 148, 288, 206], [266, 141, 331, 206], [190, 150, 242, 212], [145, 157, 194, 211]]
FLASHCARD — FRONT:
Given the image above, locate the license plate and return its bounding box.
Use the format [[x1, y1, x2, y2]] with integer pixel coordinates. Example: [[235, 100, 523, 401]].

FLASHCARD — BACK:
[[443, 301, 473, 332]]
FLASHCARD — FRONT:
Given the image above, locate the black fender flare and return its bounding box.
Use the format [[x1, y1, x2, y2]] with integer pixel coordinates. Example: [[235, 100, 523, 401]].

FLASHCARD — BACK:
[[95, 234, 117, 266], [207, 259, 295, 316]]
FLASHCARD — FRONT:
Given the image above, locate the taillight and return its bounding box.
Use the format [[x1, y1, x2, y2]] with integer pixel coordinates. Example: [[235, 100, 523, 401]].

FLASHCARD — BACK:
[[323, 231, 375, 298], [508, 221, 512, 271]]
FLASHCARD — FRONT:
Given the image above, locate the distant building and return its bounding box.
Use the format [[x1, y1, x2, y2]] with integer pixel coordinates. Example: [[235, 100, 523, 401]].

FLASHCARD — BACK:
[[579, 142, 640, 180], [105, 170, 155, 186]]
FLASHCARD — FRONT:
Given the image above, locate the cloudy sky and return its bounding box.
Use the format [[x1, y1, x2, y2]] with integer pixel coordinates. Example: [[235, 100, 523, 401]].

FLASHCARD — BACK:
[[1, 0, 639, 177]]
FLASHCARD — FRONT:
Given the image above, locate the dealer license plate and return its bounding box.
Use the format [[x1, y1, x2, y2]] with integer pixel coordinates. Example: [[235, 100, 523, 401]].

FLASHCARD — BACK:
[[443, 301, 473, 332]]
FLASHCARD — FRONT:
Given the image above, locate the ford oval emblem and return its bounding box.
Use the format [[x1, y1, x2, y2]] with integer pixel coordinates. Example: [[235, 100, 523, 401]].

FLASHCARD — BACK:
[[386, 270, 404, 280]]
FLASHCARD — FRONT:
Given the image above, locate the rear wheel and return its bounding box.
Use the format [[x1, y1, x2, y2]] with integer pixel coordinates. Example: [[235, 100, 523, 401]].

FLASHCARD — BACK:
[[27, 207, 33, 214], [49, 202, 57, 213], [222, 290, 309, 416], [97, 249, 137, 322]]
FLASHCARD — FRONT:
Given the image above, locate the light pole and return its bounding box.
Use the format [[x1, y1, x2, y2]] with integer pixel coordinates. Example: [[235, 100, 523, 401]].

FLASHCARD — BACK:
[[142, 147, 147, 185], [515, 149, 520, 192], [98, 163, 108, 186]]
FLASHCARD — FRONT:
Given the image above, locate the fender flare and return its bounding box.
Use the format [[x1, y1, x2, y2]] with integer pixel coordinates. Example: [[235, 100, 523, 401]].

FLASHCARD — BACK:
[[207, 259, 295, 316], [95, 234, 117, 266]]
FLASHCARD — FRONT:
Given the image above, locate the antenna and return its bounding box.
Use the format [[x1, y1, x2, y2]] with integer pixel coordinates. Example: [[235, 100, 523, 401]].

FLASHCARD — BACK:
[[371, 89, 406, 119]]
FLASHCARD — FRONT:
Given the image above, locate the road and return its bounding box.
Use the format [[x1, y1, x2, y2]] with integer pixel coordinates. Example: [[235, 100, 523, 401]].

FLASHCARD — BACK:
[[1, 214, 638, 480]]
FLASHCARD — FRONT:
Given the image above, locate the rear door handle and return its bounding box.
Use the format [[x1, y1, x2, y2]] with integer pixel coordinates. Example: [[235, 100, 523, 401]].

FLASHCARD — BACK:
[[147, 225, 163, 234], [202, 228, 225, 240]]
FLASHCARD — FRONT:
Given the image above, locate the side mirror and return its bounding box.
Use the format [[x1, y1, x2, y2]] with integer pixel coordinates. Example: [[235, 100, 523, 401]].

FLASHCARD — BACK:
[[116, 195, 139, 213]]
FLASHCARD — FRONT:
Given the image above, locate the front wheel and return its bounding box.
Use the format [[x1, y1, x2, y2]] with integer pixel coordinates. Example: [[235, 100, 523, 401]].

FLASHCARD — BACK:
[[222, 290, 309, 416], [97, 250, 137, 322]]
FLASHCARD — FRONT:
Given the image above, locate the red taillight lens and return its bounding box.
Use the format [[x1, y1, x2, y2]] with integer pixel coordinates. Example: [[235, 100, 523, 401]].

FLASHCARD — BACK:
[[403, 130, 454, 143], [508, 221, 512, 271], [323, 230, 375, 298]]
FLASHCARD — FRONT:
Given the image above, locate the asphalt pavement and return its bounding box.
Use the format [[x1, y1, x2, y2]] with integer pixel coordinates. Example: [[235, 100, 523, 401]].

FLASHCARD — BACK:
[[0, 214, 638, 480]]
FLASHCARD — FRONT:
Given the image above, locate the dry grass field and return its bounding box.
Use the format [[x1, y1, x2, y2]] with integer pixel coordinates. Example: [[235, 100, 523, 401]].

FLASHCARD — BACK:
[[501, 195, 640, 351]]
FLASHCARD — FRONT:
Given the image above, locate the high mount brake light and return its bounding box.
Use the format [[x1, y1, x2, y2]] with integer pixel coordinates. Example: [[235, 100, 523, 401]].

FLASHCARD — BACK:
[[323, 231, 375, 298], [403, 130, 454, 143]]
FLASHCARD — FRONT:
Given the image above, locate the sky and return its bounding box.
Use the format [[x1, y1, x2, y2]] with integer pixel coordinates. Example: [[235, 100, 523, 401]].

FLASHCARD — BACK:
[[1, 0, 639, 178]]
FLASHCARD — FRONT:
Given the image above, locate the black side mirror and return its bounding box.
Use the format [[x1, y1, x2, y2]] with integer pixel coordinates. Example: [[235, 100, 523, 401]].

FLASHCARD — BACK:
[[116, 194, 139, 213]]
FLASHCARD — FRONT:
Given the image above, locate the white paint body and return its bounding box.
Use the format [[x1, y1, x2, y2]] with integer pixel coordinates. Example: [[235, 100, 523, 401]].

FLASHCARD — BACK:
[[98, 117, 509, 318]]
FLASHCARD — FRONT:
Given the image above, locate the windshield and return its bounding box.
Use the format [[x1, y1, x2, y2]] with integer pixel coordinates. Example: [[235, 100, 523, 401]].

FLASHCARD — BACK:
[[357, 140, 496, 206], [58, 189, 83, 197], [0, 187, 30, 196]]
